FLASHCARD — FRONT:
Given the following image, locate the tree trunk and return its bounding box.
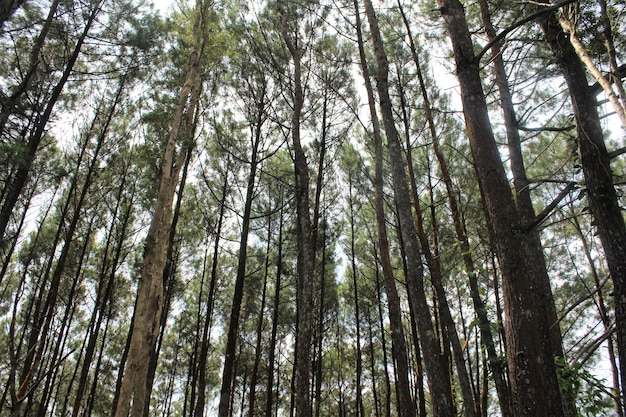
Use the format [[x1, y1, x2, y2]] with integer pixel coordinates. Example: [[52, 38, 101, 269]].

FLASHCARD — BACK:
[[396, 62, 475, 417], [538, 7, 626, 406], [279, 6, 316, 417], [347, 170, 365, 417], [0, 0, 100, 246], [113, 0, 209, 415], [194, 160, 231, 417], [352, 1, 415, 415], [436, 1, 566, 415], [247, 216, 271, 417], [363, 0, 456, 415], [265, 193, 284, 417], [218, 111, 263, 417]]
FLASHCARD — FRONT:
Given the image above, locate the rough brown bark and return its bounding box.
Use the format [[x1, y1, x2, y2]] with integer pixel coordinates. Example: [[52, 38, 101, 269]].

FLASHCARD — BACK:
[[396, 5, 513, 413], [477, 1, 573, 415], [436, 1, 566, 416], [538, 6, 626, 407]]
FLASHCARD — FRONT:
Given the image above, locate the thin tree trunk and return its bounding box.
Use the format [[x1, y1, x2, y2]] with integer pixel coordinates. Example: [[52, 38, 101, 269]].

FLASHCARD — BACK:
[[264, 194, 284, 417], [347, 171, 365, 417], [0, 0, 61, 135], [217, 100, 263, 417], [352, 1, 415, 415], [113, 0, 209, 414], [143, 144, 193, 417], [15, 76, 120, 410], [363, 1, 455, 415], [313, 220, 326, 417], [598, 0, 626, 112], [279, 6, 316, 417], [396, 63, 475, 417], [247, 216, 272, 417], [557, 17, 626, 129], [194, 162, 230, 417], [72, 171, 133, 417], [366, 306, 382, 417], [571, 214, 624, 417], [0, 0, 101, 245]]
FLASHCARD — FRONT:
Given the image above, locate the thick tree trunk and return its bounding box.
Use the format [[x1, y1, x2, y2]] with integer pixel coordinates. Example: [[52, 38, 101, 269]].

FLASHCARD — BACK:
[[436, 1, 566, 416], [143, 145, 192, 417], [477, 1, 572, 415], [538, 6, 626, 407]]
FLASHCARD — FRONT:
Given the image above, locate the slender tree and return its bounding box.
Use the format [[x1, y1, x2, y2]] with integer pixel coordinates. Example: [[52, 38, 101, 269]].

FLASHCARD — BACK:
[[113, 0, 211, 415], [352, 1, 415, 415]]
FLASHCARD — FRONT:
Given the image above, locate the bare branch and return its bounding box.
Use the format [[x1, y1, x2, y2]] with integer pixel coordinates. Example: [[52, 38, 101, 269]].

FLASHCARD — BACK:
[[526, 181, 577, 230]]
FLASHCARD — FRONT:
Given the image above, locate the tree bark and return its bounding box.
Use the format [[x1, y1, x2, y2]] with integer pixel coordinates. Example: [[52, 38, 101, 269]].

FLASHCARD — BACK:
[[113, 0, 209, 415], [352, 1, 415, 415], [538, 5, 626, 407], [477, 1, 573, 414], [436, 1, 566, 415]]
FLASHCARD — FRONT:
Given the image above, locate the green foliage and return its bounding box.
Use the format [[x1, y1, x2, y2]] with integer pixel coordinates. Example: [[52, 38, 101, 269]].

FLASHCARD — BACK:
[[556, 357, 615, 417]]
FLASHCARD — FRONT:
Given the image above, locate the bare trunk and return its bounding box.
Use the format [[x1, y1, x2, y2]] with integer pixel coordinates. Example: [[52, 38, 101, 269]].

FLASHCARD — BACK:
[[264, 196, 284, 417], [436, 1, 565, 415], [279, 6, 316, 417], [352, 2, 415, 415], [363, 1, 455, 414], [538, 6, 626, 407], [113, 1, 209, 415], [217, 118, 262, 417]]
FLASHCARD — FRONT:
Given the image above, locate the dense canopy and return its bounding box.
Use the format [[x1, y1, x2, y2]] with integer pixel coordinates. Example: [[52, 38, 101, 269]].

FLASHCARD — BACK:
[[0, 0, 625, 416]]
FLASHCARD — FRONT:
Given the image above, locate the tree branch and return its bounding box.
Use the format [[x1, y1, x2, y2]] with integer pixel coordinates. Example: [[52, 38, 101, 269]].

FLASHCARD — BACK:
[[609, 146, 626, 159], [590, 63, 626, 95], [476, 0, 580, 62], [525, 181, 577, 230]]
